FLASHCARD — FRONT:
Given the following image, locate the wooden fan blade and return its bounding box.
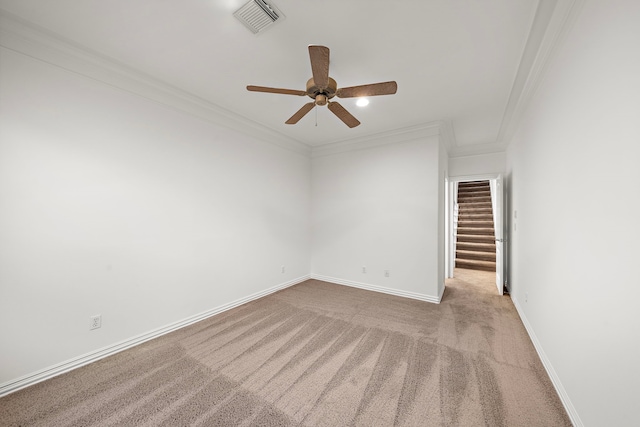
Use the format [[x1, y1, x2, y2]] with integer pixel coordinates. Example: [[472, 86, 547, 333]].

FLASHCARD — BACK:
[[286, 102, 316, 124], [309, 45, 330, 90], [336, 81, 398, 98], [327, 101, 360, 128], [247, 85, 307, 96]]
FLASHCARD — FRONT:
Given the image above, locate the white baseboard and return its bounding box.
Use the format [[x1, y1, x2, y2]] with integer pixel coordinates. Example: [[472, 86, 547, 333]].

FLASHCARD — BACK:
[[511, 296, 583, 427], [0, 275, 310, 398], [311, 274, 442, 304]]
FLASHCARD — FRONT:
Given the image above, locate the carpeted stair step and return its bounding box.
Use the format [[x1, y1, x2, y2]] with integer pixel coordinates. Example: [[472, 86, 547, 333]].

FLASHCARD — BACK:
[[458, 188, 489, 195], [457, 227, 495, 236], [457, 220, 494, 228], [457, 190, 491, 198], [459, 207, 493, 215], [458, 196, 492, 204], [455, 258, 496, 272], [458, 181, 488, 188], [459, 201, 492, 208], [456, 234, 496, 243], [456, 249, 496, 262], [458, 217, 493, 223], [458, 213, 493, 220], [458, 187, 490, 193], [456, 241, 496, 252]]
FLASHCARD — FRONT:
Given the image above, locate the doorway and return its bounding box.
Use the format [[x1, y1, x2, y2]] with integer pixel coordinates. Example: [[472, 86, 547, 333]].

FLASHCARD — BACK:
[[445, 174, 505, 295]]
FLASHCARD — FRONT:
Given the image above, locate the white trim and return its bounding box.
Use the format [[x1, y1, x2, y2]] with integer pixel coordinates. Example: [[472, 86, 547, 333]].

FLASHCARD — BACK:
[[0, 275, 310, 398], [310, 121, 442, 158], [438, 119, 456, 155], [446, 0, 584, 157], [311, 274, 442, 304], [511, 296, 584, 427], [0, 10, 310, 157], [496, 0, 585, 149], [449, 173, 502, 183]]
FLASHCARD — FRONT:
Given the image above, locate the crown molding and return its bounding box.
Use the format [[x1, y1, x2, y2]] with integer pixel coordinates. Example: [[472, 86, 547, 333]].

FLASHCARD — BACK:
[[449, 141, 507, 158], [0, 10, 311, 156], [1, 1, 584, 161], [496, 0, 585, 148], [311, 121, 446, 158], [438, 119, 456, 155]]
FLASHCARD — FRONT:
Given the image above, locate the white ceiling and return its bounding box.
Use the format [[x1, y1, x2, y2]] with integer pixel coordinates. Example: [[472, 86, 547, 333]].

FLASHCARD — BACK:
[[0, 0, 561, 155]]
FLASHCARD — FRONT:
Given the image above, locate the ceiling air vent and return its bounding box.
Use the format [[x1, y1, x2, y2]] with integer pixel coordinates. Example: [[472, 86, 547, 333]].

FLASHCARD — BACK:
[[234, 0, 284, 35]]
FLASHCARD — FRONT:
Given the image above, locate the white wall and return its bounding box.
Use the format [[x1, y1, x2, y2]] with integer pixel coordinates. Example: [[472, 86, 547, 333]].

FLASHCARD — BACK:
[[448, 151, 505, 178], [506, 0, 640, 425], [0, 47, 311, 385], [311, 136, 443, 301]]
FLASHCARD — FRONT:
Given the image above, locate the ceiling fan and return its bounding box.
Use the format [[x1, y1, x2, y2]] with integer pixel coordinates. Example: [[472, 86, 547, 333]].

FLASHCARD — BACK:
[[247, 45, 397, 128]]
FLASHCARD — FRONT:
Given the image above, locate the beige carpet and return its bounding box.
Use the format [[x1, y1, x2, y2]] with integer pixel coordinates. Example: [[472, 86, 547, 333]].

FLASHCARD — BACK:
[[0, 270, 571, 426]]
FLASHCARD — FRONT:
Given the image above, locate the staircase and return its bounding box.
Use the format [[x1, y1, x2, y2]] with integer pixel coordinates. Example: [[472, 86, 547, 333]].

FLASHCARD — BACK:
[[455, 181, 496, 271]]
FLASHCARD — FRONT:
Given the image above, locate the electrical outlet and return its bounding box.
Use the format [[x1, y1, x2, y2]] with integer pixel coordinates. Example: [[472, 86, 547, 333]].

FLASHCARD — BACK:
[[385, 270, 390, 277], [362, 266, 366, 273], [281, 265, 285, 273], [90, 315, 102, 330]]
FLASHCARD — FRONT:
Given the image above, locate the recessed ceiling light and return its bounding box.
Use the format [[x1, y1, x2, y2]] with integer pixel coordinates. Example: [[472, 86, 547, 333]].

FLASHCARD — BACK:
[[356, 98, 369, 107]]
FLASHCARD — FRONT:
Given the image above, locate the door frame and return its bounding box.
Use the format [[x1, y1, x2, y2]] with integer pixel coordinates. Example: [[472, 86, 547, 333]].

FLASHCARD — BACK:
[[446, 173, 505, 294]]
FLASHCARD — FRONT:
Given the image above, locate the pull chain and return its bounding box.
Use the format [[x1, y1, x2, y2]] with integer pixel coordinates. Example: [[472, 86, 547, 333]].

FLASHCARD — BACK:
[[315, 104, 318, 127]]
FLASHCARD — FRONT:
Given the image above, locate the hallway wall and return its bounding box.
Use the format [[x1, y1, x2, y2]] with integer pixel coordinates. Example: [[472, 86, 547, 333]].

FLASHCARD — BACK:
[[506, 0, 640, 425]]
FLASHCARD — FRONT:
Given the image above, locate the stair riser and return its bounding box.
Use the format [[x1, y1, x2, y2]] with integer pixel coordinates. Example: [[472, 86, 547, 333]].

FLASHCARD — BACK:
[[459, 202, 492, 208], [457, 221, 494, 228], [458, 205, 493, 217], [457, 235, 496, 243], [458, 214, 493, 219], [458, 197, 492, 204], [458, 187, 491, 196], [457, 228, 494, 235], [458, 213, 493, 217], [458, 182, 489, 188], [455, 260, 496, 272], [459, 218, 493, 223], [457, 191, 491, 197], [458, 188, 490, 192], [456, 251, 496, 262], [456, 243, 496, 252]]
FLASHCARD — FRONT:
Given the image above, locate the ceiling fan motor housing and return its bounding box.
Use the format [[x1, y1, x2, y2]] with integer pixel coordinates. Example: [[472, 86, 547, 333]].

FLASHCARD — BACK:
[[307, 77, 337, 104]]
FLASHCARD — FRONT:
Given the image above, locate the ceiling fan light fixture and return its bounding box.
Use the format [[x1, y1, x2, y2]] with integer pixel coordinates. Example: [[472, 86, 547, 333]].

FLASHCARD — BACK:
[[356, 98, 369, 107], [233, 0, 284, 35], [315, 94, 328, 106]]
